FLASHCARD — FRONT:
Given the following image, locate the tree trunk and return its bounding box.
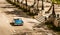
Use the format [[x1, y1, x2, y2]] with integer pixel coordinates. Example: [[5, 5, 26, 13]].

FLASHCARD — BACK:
[[17, 0, 19, 3], [42, 0, 44, 10], [25, 0, 27, 6], [25, 0, 27, 12], [37, 0, 39, 9], [52, 2, 56, 17], [31, 0, 36, 7], [45, 3, 52, 13], [14, 0, 16, 2], [21, 0, 24, 3]]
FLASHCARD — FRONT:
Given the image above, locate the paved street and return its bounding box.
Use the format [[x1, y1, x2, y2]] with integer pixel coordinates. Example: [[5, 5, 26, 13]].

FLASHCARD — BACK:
[[0, 0, 40, 35], [0, 0, 17, 35], [0, 0, 60, 35]]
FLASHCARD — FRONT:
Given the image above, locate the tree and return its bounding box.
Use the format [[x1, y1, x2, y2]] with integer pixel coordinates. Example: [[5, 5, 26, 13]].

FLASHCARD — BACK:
[[52, 1, 56, 17], [14, 0, 16, 2], [51, 0, 60, 17], [42, 0, 44, 10], [37, 0, 39, 11], [31, 0, 36, 7], [25, 0, 27, 6], [52, 0, 60, 4], [17, 0, 19, 3], [21, 0, 24, 4], [25, 0, 27, 12]]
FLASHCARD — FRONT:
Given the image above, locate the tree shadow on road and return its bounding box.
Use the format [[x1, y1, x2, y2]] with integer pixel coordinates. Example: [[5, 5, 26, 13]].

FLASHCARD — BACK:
[[0, 6, 16, 8], [4, 9, 31, 18]]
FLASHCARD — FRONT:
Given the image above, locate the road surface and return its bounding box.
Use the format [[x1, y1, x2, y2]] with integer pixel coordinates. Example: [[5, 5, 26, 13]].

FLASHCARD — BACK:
[[0, 0, 40, 35]]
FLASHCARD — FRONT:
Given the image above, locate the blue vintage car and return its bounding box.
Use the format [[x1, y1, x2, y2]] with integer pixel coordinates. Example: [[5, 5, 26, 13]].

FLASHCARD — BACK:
[[14, 18, 23, 26]]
